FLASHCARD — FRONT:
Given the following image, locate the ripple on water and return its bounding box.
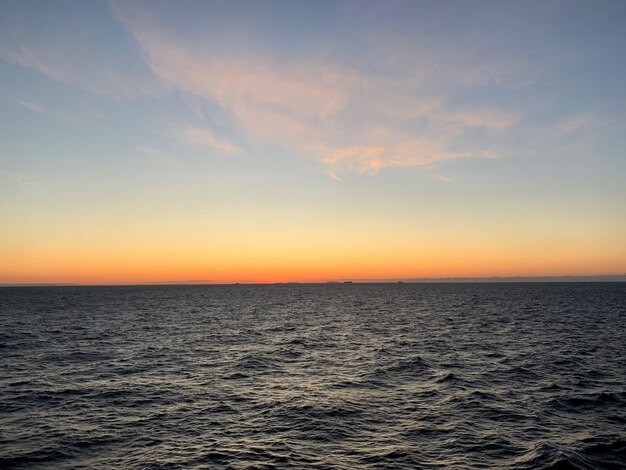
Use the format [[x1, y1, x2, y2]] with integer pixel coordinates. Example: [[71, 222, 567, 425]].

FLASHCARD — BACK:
[[0, 283, 625, 468]]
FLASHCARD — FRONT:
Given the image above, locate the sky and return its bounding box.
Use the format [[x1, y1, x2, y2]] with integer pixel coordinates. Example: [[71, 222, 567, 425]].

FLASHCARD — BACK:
[[1, 0, 625, 284]]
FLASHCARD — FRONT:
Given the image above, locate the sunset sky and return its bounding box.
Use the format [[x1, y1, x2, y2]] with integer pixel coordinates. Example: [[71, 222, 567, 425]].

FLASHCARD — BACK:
[[1, 0, 625, 284]]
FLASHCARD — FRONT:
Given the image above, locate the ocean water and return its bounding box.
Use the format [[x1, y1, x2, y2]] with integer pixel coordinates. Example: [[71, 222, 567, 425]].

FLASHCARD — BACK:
[[1, 283, 625, 469]]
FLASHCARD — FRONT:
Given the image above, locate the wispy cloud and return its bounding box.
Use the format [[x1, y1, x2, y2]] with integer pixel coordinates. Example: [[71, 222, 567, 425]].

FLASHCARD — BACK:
[[447, 109, 519, 130], [88, 109, 107, 120], [178, 127, 243, 155], [14, 98, 69, 121], [433, 174, 453, 183], [0, 169, 49, 185], [16, 100, 48, 113], [111, 5, 521, 179], [551, 112, 615, 139], [137, 146, 173, 164], [0, 41, 162, 100], [320, 140, 491, 175], [0, 1, 164, 99]]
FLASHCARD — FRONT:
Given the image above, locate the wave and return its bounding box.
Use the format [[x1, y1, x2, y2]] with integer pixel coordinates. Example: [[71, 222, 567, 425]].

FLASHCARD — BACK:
[[514, 437, 626, 469]]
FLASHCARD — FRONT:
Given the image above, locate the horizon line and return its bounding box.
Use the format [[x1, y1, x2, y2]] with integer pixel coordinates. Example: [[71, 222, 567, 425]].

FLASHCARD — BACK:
[[2, 274, 625, 287]]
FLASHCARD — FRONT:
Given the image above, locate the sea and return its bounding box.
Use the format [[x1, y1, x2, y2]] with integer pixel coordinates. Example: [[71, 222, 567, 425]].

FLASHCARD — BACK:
[[1, 283, 625, 469]]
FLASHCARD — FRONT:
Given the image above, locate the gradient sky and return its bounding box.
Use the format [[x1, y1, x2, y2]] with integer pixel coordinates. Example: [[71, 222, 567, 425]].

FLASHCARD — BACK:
[[1, 0, 625, 284]]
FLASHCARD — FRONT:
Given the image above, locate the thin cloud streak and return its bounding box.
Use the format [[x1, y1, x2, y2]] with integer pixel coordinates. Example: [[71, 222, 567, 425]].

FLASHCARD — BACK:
[[320, 141, 496, 175], [16, 100, 48, 113], [179, 127, 244, 155], [0, 40, 163, 100], [137, 146, 173, 164]]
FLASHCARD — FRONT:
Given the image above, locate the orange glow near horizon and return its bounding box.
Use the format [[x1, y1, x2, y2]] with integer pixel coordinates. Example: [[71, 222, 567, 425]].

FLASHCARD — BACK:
[[2, 193, 624, 284], [2, 223, 624, 284]]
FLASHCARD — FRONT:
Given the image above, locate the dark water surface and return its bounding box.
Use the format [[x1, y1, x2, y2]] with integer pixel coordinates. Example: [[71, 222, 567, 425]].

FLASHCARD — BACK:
[[1, 283, 625, 469]]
